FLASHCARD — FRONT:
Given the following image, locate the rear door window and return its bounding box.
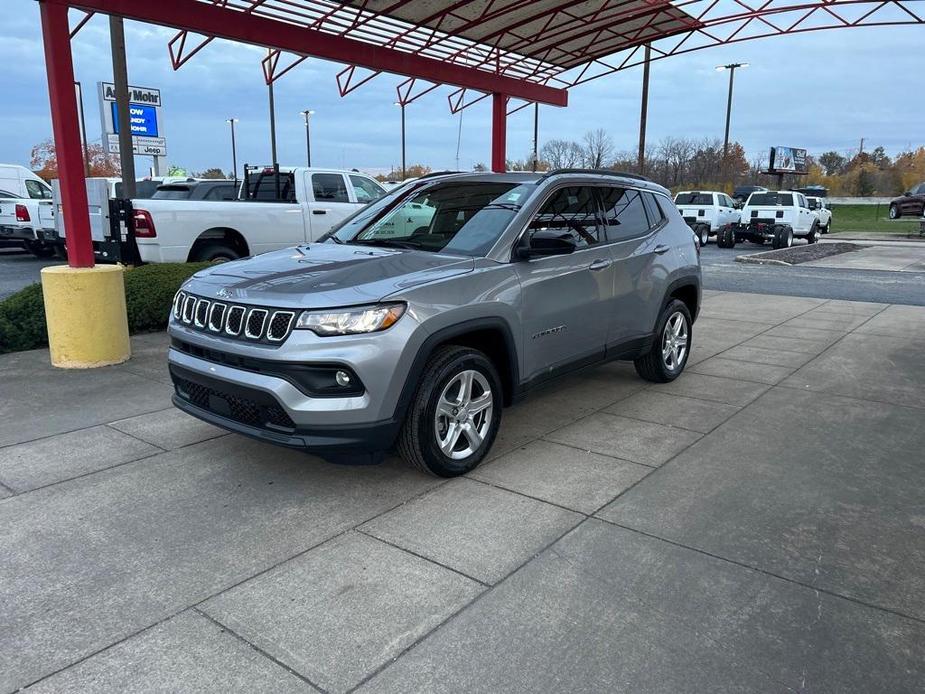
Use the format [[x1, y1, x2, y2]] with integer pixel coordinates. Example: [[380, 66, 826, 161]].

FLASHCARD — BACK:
[[529, 186, 601, 248], [349, 175, 386, 203], [641, 192, 665, 229], [312, 174, 349, 203], [600, 187, 651, 242]]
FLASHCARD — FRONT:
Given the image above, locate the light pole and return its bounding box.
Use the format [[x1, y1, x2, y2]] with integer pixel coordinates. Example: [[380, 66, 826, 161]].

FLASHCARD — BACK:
[[716, 62, 748, 158], [394, 101, 406, 180], [226, 118, 239, 184], [300, 110, 315, 167]]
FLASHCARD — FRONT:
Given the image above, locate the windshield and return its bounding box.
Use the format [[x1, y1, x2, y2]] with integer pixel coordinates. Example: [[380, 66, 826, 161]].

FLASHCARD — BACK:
[[675, 193, 712, 206], [328, 181, 532, 256], [748, 192, 793, 206]]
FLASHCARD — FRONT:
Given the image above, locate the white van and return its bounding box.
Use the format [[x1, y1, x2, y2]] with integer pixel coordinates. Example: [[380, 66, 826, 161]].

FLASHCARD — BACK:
[[0, 164, 52, 200]]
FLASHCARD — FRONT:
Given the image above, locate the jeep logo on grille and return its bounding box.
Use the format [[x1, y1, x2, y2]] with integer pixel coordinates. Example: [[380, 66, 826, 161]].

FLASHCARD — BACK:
[[215, 288, 234, 299]]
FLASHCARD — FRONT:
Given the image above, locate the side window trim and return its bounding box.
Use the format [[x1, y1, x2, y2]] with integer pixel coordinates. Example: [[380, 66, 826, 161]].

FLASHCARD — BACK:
[[600, 185, 660, 243]]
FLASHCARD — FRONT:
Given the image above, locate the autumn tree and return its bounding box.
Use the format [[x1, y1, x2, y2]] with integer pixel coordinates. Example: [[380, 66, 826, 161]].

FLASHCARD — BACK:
[[30, 137, 120, 180], [196, 167, 229, 179], [540, 139, 583, 168]]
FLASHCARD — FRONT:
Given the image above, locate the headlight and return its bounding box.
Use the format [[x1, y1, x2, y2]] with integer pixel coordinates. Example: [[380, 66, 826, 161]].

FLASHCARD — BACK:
[[295, 303, 406, 336]]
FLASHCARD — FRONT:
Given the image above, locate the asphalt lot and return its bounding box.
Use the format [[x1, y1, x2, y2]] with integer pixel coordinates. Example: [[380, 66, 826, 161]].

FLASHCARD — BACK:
[[700, 242, 925, 305], [0, 247, 63, 300], [2, 290, 923, 692]]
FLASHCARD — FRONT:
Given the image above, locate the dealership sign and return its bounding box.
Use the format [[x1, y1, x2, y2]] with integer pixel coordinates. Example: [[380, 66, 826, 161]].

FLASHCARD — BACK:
[[99, 82, 167, 167], [100, 82, 161, 107], [769, 146, 807, 174], [107, 134, 167, 157]]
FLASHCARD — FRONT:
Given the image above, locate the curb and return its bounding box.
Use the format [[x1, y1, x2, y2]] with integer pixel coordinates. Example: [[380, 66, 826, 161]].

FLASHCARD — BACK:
[[734, 253, 792, 266]]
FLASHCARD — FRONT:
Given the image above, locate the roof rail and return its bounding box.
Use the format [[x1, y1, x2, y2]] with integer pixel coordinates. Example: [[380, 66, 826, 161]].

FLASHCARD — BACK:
[[415, 170, 465, 180], [540, 168, 651, 182]]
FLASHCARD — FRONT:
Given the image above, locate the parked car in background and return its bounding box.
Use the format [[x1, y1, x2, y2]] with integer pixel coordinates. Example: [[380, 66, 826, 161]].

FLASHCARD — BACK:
[[807, 196, 833, 233], [673, 190, 740, 246], [151, 180, 237, 201], [719, 190, 819, 249], [127, 167, 388, 263], [0, 189, 57, 257], [732, 185, 768, 204], [0, 164, 51, 200], [168, 170, 701, 475], [889, 182, 925, 219], [99, 177, 165, 199]]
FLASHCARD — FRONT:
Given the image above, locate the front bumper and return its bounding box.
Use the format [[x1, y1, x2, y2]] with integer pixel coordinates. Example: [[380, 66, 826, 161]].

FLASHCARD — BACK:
[[170, 363, 397, 459]]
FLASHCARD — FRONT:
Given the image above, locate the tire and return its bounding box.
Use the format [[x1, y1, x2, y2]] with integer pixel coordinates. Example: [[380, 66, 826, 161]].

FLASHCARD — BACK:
[[25, 241, 56, 258], [697, 224, 710, 247], [806, 222, 819, 244], [889, 204, 900, 220], [193, 242, 240, 263], [822, 222, 830, 234], [397, 345, 502, 477], [634, 299, 692, 383], [53, 244, 68, 260], [717, 225, 735, 248], [772, 225, 793, 249]]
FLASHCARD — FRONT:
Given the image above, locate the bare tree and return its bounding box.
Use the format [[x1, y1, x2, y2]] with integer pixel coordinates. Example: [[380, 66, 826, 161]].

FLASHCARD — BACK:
[[582, 129, 614, 169], [540, 139, 584, 168]]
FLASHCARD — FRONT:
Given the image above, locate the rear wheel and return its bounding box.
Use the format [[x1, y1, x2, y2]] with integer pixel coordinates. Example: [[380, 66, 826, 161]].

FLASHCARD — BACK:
[[634, 299, 692, 383], [25, 241, 56, 258], [398, 345, 502, 477], [193, 242, 240, 263], [717, 225, 736, 249], [772, 225, 793, 249]]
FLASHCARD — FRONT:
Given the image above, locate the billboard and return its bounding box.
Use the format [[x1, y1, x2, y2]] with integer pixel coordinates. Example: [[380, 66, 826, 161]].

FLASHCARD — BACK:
[[769, 146, 807, 173], [111, 102, 159, 137]]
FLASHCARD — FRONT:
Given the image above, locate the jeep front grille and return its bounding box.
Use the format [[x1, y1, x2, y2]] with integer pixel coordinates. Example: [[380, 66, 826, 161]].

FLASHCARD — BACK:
[[173, 291, 297, 344]]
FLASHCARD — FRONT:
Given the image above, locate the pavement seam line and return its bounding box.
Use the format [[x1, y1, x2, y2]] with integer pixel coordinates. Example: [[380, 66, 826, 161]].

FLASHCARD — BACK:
[[598, 519, 925, 627], [344, 515, 591, 693], [531, 437, 658, 468], [103, 423, 170, 453], [355, 529, 492, 587], [192, 607, 329, 693]]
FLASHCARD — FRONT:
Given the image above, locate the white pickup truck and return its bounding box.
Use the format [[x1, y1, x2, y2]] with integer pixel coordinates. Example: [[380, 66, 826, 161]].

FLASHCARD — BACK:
[[130, 167, 389, 263], [673, 190, 741, 246], [719, 190, 819, 249], [0, 192, 57, 257], [806, 196, 833, 233]]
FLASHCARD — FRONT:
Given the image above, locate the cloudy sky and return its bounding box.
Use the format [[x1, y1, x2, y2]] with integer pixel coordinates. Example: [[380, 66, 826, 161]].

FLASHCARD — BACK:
[[2, 1, 923, 176]]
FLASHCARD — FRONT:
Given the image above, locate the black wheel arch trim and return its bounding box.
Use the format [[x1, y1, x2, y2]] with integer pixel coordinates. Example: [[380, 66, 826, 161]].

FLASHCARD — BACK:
[[392, 317, 520, 423]]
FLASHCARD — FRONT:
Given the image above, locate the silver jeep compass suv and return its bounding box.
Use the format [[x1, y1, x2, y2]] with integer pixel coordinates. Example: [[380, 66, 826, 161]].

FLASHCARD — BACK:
[[168, 170, 701, 477]]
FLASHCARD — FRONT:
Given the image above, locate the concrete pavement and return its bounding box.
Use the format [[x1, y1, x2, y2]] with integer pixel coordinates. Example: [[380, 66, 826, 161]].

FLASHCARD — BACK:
[[2, 291, 924, 693]]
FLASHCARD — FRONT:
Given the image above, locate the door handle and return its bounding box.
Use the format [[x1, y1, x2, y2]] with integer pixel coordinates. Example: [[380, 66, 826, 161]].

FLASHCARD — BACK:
[[312, 209, 328, 215], [589, 258, 612, 271], [654, 244, 670, 255]]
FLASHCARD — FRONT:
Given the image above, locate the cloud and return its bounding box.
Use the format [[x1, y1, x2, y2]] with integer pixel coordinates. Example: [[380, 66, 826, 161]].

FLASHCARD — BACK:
[[2, 0, 922, 173]]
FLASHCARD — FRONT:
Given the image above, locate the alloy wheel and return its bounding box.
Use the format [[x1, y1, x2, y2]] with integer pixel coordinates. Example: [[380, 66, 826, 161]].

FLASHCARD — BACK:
[[434, 370, 494, 460], [662, 311, 689, 371]]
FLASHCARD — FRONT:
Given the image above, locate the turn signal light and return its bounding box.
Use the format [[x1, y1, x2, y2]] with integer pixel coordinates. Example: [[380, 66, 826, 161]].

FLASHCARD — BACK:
[[15, 204, 30, 222], [133, 209, 157, 238]]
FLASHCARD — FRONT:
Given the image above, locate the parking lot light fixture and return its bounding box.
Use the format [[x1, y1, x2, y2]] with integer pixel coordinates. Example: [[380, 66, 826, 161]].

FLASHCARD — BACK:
[[300, 110, 315, 167], [716, 62, 748, 158], [394, 101, 406, 181], [226, 118, 239, 183]]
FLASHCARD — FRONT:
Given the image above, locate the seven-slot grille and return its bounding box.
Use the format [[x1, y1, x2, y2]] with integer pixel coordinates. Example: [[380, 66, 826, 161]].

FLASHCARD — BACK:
[[173, 290, 295, 343]]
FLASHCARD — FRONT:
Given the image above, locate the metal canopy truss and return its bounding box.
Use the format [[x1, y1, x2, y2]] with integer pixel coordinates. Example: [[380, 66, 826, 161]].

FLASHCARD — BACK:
[[395, 77, 440, 105], [552, 0, 925, 86]]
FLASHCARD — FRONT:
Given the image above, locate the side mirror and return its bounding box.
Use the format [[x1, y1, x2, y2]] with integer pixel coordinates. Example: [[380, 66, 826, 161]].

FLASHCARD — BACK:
[[904, 191, 912, 197], [517, 229, 577, 259]]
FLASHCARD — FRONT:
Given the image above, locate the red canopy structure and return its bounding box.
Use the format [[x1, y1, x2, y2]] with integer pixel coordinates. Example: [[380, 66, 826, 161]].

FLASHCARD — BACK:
[[39, 0, 925, 268]]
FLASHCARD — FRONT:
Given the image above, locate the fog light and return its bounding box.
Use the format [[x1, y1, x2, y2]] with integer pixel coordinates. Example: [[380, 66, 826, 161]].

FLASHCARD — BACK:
[[335, 370, 352, 387]]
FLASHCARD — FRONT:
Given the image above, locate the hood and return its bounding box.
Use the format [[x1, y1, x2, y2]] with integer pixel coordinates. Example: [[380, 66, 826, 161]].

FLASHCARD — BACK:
[[182, 243, 475, 309]]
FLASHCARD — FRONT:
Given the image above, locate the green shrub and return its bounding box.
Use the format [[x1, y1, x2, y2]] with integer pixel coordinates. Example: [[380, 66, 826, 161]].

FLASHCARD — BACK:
[[0, 262, 211, 354]]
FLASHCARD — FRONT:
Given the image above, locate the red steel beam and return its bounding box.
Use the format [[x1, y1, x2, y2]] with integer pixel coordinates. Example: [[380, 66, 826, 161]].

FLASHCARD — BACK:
[[40, 1, 94, 268], [52, 0, 568, 106], [491, 93, 507, 173]]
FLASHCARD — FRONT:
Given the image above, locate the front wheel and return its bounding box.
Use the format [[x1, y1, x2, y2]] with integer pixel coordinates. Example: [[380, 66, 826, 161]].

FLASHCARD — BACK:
[[889, 204, 900, 220], [397, 345, 502, 477], [634, 299, 692, 383], [717, 225, 736, 248], [697, 224, 710, 247], [807, 222, 819, 244]]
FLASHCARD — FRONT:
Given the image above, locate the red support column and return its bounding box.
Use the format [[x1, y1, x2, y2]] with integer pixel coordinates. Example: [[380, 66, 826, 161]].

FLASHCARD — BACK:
[[39, 1, 94, 268], [491, 93, 507, 173]]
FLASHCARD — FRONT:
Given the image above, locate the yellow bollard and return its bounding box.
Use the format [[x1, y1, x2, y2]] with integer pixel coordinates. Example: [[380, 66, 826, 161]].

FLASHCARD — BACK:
[[40, 264, 131, 368]]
